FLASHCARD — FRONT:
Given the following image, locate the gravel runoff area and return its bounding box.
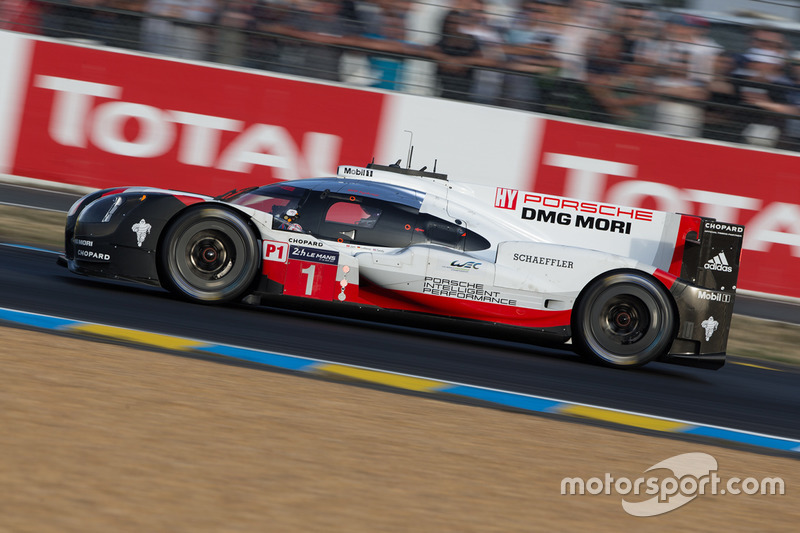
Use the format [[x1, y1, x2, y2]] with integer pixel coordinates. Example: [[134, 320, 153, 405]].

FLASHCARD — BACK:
[[1, 204, 798, 365], [0, 326, 798, 532]]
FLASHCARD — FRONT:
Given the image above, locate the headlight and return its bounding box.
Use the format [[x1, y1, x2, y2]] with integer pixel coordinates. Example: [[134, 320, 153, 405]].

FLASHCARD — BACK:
[[78, 195, 129, 223]]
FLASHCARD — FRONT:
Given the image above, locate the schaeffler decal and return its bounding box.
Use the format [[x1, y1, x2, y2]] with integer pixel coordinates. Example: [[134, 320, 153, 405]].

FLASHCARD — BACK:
[[289, 246, 338, 265], [513, 254, 574, 269], [338, 265, 350, 302], [422, 277, 517, 305], [131, 218, 152, 247], [704, 252, 733, 273], [701, 316, 719, 341]]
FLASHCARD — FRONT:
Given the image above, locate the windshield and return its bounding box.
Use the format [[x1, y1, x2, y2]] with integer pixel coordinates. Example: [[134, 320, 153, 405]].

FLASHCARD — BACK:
[[229, 184, 309, 231]]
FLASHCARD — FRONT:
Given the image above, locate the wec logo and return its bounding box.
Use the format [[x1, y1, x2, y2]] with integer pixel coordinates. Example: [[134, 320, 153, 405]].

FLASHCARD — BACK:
[[450, 260, 481, 270]]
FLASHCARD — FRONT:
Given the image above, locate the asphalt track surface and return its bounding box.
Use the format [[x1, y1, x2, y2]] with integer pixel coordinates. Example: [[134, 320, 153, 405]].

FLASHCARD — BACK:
[[1, 181, 799, 443], [1, 242, 799, 444]]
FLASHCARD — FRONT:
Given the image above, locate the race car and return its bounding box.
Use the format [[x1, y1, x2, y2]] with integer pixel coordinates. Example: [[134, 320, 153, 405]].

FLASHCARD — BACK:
[[59, 161, 745, 369]]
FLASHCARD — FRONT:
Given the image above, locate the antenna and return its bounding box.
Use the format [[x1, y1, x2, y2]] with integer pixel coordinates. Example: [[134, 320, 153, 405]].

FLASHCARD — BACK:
[[403, 130, 414, 169]]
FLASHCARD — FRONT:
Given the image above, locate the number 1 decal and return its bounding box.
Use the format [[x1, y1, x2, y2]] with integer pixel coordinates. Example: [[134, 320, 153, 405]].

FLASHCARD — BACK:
[[283, 245, 340, 300], [301, 264, 316, 295]]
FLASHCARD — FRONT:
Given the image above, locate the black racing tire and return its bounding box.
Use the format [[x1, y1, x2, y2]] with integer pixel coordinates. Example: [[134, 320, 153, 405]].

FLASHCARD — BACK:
[[572, 270, 676, 368], [159, 206, 259, 303]]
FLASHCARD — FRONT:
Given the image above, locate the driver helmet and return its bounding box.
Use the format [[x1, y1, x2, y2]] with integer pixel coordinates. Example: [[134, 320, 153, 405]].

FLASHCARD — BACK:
[[282, 208, 299, 223]]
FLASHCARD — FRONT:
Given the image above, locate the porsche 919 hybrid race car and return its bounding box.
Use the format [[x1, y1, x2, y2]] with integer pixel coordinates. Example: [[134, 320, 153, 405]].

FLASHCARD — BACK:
[[59, 161, 744, 369]]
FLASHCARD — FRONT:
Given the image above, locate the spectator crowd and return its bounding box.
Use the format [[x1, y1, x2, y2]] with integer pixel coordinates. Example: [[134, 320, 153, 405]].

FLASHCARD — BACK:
[[4, 0, 800, 150]]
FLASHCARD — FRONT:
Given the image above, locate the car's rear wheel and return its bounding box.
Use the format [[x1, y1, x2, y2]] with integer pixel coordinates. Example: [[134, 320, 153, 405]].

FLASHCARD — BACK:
[[160, 207, 259, 303], [572, 271, 675, 368]]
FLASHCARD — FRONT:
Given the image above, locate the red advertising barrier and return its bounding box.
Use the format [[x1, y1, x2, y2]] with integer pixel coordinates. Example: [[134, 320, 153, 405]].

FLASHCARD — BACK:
[[4, 36, 800, 299], [533, 121, 800, 298], [13, 41, 385, 193]]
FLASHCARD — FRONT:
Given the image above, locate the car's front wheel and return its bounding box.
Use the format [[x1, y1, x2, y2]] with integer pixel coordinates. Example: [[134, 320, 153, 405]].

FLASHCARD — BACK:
[[572, 271, 676, 368], [160, 206, 259, 303]]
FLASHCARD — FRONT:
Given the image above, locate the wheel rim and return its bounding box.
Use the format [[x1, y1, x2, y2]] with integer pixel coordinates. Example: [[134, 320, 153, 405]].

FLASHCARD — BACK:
[[166, 214, 256, 301], [593, 292, 653, 353], [186, 232, 233, 280]]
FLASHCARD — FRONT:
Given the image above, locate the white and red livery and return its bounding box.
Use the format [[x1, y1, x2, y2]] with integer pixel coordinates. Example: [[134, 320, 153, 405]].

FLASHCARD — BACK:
[[61, 161, 745, 369]]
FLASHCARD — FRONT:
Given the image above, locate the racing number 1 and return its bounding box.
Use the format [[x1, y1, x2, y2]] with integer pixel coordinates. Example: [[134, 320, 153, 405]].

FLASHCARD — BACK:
[[301, 265, 315, 295], [283, 260, 338, 300]]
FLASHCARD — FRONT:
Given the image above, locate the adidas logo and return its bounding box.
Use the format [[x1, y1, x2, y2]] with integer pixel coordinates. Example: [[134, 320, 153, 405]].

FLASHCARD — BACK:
[[704, 252, 733, 273]]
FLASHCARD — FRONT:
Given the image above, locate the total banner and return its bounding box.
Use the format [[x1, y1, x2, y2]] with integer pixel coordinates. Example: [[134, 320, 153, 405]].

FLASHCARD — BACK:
[[1, 32, 798, 299]]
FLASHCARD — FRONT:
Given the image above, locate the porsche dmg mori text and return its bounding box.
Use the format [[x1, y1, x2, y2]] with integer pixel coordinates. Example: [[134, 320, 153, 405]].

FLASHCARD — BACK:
[[60, 160, 744, 369], [521, 193, 653, 221], [522, 208, 632, 234]]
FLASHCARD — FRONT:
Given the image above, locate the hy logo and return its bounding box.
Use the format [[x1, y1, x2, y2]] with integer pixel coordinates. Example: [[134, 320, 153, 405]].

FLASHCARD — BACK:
[[494, 188, 518, 210], [705, 251, 732, 273]]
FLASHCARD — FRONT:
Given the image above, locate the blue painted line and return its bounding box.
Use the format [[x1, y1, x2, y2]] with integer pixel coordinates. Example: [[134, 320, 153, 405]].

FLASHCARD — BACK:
[[682, 426, 800, 453], [193, 344, 319, 372], [443, 385, 564, 412], [0, 307, 79, 330], [1, 304, 799, 455], [0, 243, 59, 254]]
